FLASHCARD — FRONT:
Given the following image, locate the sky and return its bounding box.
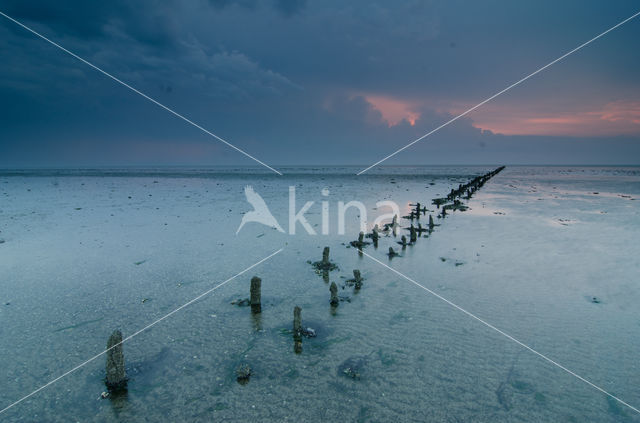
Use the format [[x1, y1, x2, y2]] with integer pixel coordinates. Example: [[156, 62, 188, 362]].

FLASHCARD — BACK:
[[0, 0, 639, 167]]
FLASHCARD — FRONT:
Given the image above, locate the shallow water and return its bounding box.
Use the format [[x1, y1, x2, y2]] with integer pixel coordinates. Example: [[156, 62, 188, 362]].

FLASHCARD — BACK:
[[1, 166, 639, 422]]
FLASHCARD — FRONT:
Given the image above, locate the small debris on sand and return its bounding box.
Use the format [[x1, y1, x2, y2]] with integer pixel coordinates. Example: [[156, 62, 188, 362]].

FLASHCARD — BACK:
[[338, 356, 368, 380], [236, 364, 252, 384], [302, 327, 316, 338]]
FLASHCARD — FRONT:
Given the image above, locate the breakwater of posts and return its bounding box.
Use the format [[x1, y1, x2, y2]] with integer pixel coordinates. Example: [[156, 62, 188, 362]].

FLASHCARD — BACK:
[[98, 166, 505, 399]]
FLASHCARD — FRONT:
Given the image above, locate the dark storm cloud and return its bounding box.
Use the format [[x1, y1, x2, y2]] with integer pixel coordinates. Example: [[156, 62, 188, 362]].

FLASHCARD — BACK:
[[273, 0, 307, 17], [2, 0, 180, 48], [0, 0, 639, 166]]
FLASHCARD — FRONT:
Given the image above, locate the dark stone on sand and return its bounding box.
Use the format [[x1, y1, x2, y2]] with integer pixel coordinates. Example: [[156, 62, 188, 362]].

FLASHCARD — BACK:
[[236, 364, 252, 384], [301, 327, 317, 338], [338, 356, 368, 380]]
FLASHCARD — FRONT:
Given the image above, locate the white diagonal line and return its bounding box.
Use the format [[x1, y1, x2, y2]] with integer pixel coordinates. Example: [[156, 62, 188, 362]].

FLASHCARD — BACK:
[[0, 10, 283, 176], [357, 10, 640, 175], [358, 249, 640, 414], [0, 247, 284, 415]]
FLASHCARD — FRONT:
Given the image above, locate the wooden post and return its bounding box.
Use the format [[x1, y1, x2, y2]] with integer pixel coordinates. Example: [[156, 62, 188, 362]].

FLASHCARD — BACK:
[[330, 282, 339, 306], [353, 269, 363, 290], [105, 330, 127, 391], [250, 276, 261, 313], [293, 306, 302, 339], [392, 215, 398, 236], [293, 306, 302, 354], [372, 225, 379, 248]]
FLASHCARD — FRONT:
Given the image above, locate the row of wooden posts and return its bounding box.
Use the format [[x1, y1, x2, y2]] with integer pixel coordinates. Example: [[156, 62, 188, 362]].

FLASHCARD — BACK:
[[104, 166, 506, 392]]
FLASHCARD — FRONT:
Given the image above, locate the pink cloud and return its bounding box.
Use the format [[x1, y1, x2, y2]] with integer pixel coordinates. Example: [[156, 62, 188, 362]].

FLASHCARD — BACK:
[[599, 100, 640, 124], [466, 100, 640, 136], [363, 94, 420, 126]]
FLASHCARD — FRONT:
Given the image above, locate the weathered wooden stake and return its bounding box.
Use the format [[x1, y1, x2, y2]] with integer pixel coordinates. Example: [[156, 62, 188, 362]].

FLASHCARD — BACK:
[[250, 276, 261, 313], [392, 214, 398, 236], [330, 282, 339, 306], [372, 225, 379, 248], [105, 330, 127, 391], [353, 269, 363, 290], [293, 306, 302, 354], [410, 226, 417, 243], [293, 306, 302, 339], [322, 247, 330, 265]]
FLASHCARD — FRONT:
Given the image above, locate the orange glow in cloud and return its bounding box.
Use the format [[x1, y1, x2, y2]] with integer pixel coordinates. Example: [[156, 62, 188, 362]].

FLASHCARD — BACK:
[[467, 100, 640, 136], [364, 95, 420, 127]]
